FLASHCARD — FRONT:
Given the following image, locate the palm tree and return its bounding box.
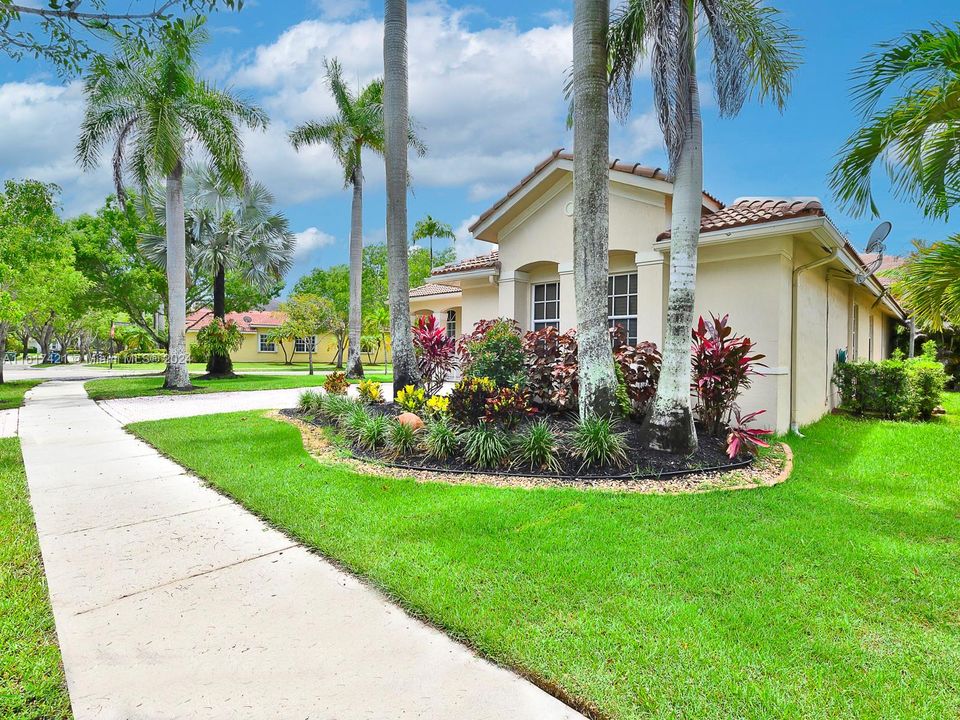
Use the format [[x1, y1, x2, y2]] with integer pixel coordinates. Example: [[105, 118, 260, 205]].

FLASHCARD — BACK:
[[830, 24, 960, 221], [573, 0, 619, 418], [411, 214, 455, 265], [383, 0, 421, 393], [142, 163, 294, 377], [76, 17, 267, 390], [890, 237, 960, 331], [608, 0, 800, 452]]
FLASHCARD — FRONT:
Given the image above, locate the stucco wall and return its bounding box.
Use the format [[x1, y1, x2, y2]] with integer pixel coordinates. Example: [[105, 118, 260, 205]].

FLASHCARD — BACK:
[[186, 330, 354, 365]]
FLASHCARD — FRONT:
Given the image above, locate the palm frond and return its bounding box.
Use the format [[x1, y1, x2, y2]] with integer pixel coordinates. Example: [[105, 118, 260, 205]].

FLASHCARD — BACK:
[[893, 235, 960, 330]]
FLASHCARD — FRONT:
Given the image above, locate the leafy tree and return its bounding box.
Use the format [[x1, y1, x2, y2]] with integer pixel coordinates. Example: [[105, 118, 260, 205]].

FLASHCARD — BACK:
[[76, 17, 268, 390], [411, 214, 455, 265], [607, 0, 800, 452], [279, 294, 336, 375], [361, 243, 454, 313], [830, 23, 960, 220], [293, 266, 350, 368]]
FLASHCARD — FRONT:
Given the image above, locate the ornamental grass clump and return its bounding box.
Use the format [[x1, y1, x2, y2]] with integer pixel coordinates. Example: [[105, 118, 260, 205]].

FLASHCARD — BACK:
[[423, 415, 459, 460], [462, 423, 511, 468], [571, 416, 628, 470], [298, 390, 323, 416], [343, 404, 371, 442], [357, 415, 389, 451], [320, 394, 357, 425], [388, 419, 418, 457], [514, 419, 562, 472]]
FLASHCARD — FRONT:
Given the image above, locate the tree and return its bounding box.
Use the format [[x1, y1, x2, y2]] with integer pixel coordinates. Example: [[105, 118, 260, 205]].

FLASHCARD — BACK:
[[293, 266, 350, 368], [363, 305, 392, 372], [572, 0, 619, 418], [411, 214, 455, 265], [279, 294, 336, 376], [830, 24, 960, 221], [608, 0, 800, 452], [76, 17, 268, 391], [361, 243, 454, 313], [142, 163, 293, 378], [383, 0, 420, 393], [890, 237, 960, 331]]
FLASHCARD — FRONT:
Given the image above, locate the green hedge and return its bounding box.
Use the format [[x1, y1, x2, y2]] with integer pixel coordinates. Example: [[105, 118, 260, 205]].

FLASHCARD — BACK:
[[833, 344, 947, 420]]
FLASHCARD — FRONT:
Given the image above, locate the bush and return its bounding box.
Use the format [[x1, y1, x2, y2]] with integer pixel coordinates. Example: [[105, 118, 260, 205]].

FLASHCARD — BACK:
[[197, 318, 243, 360], [514, 420, 561, 472], [388, 419, 418, 457], [522, 326, 579, 411], [423, 415, 459, 460], [691, 314, 765, 435], [448, 376, 498, 426], [357, 415, 390, 451], [323, 371, 349, 395], [343, 404, 372, 442], [357, 379, 384, 404], [320, 394, 357, 425], [571, 416, 628, 470], [297, 390, 324, 416], [611, 327, 661, 418], [462, 423, 510, 468], [833, 350, 946, 421], [459, 319, 525, 387], [413, 315, 457, 395], [425, 395, 449, 416], [395, 385, 427, 413], [908, 360, 947, 419], [189, 343, 209, 363], [483, 385, 536, 428]]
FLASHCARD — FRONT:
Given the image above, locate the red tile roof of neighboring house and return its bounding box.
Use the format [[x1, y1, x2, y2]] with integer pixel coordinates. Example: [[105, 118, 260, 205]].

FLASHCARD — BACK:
[[431, 251, 500, 276], [469, 149, 724, 234], [186, 309, 285, 333], [656, 198, 826, 240], [409, 282, 462, 298], [859, 252, 906, 287]]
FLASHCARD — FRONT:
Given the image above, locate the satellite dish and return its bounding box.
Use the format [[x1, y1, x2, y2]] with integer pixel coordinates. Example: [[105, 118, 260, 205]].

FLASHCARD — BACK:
[[856, 221, 891, 284]]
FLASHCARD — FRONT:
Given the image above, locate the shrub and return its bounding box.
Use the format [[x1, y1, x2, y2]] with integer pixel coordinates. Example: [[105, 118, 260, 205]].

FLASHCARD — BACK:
[[726, 409, 773, 459], [323, 371, 349, 395], [611, 327, 661, 417], [423, 415, 459, 460], [908, 360, 947, 419], [425, 395, 449, 416], [571, 415, 628, 470], [388, 419, 419, 457], [357, 379, 384, 404], [298, 390, 323, 416], [462, 423, 510, 468], [522, 326, 579, 411], [413, 315, 457, 395], [448, 376, 498, 425], [189, 343, 209, 363], [357, 415, 390, 451], [513, 420, 561, 472], [320, 394, 357, 425], [343, 404, 372, 442], [459, 319, 525, 387], [483, 385, 536, 428], [395, 384, 427, 413], [197, 318, 243, 359], [833, 352, 945, 421], [691, 314, 765, 435]]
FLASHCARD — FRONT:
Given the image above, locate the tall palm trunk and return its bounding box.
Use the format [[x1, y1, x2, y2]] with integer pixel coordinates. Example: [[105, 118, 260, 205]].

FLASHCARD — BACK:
[[205, 261, 235, 378], [345, 161, 365, 378], [383, 0, 420, 392], [163, 160, 194, 390], [647, 56, 702, 453], [573, 0, 618, 418]]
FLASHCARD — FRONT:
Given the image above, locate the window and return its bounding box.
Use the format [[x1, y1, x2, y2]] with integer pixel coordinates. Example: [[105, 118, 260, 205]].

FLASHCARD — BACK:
[[608, 272, 638, 344], [446, 309, 457, 339], [258, 333, 276, 353], [868, 316, 875, 361], [850, 304, 859, 361], [532, 282, 560, 330], [295, 336, 316, 353]]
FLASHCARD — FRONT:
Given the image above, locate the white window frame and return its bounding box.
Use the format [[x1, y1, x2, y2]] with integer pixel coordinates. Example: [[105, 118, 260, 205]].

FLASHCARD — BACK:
[[850, 304, 859, 361], [258, 333, 276, 353], [607, 272, 639, 344], [446, 309, 457, 339], [532, 282, 560, 331], [294, 336, 317, 354], [868, 315, 874, 361]]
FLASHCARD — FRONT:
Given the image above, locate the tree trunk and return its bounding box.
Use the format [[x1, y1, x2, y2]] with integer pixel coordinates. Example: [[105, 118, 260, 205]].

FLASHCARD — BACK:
[[163, 161, 194, 391], [345, 161, 365, 378], [308, 347, 314, 375], [384, 0, 421, 393], [205, 261, 236, 378], [0, 323, 7, 384], [573, 0, 618, 419], [647, 51, 703, 454]]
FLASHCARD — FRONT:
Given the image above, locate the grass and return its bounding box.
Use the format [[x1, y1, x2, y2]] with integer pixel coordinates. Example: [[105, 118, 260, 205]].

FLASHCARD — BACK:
[[84, 372, 393, 401], [90, 361, 394, 374], [0, 439, 72, 719], [128, 394, 960, 720], [0, 380, 43, 411]]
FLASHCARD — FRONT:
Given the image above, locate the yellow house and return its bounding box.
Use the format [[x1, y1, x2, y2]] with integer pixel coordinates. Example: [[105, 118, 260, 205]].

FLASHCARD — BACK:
[[185, 309, 390, 366], [409, 150, 906, 433]]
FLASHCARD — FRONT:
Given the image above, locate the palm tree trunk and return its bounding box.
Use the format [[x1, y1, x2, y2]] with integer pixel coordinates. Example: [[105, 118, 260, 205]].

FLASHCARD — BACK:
[[647, 60, 703, 453], [163, 161, 194, 391], [573, 0, 618, 419], [205, 261, 235, 378], [0, 323, 7, 384], [345, 162, 365, 378], [384, 0, 421, 393]]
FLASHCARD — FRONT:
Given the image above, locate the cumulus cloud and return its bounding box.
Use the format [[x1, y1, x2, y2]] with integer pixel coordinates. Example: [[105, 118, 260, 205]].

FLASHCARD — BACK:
[[293, 226, 337, 258], [451, 214, 494, 260]]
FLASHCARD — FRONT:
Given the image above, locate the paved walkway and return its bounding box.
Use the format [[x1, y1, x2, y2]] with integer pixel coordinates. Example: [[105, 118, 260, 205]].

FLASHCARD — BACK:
[[20, 381, 584, 720]]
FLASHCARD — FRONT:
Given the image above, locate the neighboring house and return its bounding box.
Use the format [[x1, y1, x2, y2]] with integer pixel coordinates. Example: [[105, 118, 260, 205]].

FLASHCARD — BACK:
[[409, 149, 906, 433]]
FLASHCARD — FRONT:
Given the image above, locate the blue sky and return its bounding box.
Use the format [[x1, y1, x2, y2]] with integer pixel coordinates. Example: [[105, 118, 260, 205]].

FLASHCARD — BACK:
[[1, 0, 957, 291]]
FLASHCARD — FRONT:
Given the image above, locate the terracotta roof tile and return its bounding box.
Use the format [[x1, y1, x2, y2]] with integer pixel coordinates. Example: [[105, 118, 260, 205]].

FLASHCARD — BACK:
[[409, 283, 462, 298], [186, 309, 284, 333], [431, 251, 500, 276], [656, 198, 825, 240]]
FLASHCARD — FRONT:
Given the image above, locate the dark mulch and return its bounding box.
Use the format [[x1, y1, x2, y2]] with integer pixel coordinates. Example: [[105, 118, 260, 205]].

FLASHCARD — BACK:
[[283, 402, 749, 481]]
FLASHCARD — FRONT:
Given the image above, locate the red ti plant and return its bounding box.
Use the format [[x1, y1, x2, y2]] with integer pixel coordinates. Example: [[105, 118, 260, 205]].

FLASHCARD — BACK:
[[726, 409, 773, 459], [413, 314, 456, 395], [691, 314, 766, 435], [522, 326, 579, 411], [610, 326, 661, 417]]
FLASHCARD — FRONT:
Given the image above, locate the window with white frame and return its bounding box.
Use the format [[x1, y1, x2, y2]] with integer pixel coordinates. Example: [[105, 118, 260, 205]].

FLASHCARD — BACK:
[[294, 336, 316, 353], [868, 315, 875, 361], [608, 272, 639, 344], [258, 333, 276, 353], [532, 282, 560, 330], [446, 309, 457, 338], [850, 304, 860, 361]]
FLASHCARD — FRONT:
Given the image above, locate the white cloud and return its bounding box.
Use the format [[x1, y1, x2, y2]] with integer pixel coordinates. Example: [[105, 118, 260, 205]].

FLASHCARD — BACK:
[[452, 213, 494, 260], [293, 226, 337, 258], [623, 110, 663, 158]]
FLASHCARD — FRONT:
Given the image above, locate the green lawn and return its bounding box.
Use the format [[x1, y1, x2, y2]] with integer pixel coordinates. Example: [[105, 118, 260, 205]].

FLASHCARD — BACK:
[[90, 361, 394, 374], [0, 439, 72, 720], [0, 381, 43, 411], [84, 372, 392, 401], [128, 395, 960, 720]]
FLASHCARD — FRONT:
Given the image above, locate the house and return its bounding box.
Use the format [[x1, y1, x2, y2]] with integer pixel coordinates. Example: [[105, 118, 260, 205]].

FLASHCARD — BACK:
[[408, 150, 906, 433]]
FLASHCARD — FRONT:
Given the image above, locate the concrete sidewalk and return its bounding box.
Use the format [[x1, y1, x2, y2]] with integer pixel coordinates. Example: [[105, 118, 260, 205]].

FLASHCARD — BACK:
[[19, 381, 584, 720]]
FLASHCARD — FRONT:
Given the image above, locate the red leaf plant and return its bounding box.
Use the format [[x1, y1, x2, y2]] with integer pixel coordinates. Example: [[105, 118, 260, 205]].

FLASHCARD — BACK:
[[726, 409, 773, 459], [413, 314, 456, 395]]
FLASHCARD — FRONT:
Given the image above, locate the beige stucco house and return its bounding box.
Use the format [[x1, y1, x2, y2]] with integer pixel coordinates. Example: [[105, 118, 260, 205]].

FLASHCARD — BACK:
[[409, 150, 906, 433]]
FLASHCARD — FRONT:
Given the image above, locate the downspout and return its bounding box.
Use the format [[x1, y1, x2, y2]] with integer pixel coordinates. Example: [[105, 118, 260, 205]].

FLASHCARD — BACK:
[[791, 248, 839, 435]]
